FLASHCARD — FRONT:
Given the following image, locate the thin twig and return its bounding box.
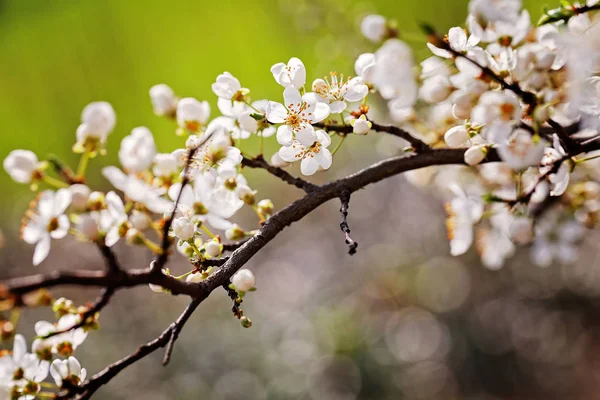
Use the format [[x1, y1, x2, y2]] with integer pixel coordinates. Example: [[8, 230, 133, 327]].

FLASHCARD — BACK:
[[58, 299, 203, 399], [162, 299, 201, 365], [241, 155, 317, 192], [339, 192, 358, 255], [314, 121, 430, 152], [41, 288, 115, 339]]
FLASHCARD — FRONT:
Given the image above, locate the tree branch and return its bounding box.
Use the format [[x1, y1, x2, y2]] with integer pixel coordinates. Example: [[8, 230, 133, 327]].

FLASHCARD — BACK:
[[3, 147, 505, 398], [59, 298, 203, 400], [241, 155, 317, 192], [314, 121, 430, 152], [41, 287, 115, 339]]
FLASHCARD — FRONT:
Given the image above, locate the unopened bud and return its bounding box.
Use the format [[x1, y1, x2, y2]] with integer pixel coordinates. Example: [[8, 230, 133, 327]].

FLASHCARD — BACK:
[[257, 199, 274, 216], [87, 191, 105, 211], [225, 224, 245, 241], [240, 316, 252, 328], [204, 239, 222, 258]]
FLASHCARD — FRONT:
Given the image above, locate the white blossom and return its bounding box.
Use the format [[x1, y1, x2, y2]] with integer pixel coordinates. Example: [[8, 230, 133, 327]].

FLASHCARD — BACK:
[[22, 189, 71, 266], [119, 127, 157, 173], [444, 126, 470, 148], [205, 239, 222, 257], [212, 72, 244, 100], [361, 15, 388, 42], [311, 73, 368, 113], [177, 98, 210, 133], [497, 129, 546, 170], [172, 216, 195, 241], [232, 268, 256, 292], [3, 150, 42, 184], [350, 115, 372, 135], [149, 84, 177, 116], [270, 57, 306, 89], [69, 184, 91, 212], [50, 357, 86, 388], [464, 145, 487, 166], [266, 87, 330, 146], [278, 129, 333, 176], [102, 167, 172, 214]]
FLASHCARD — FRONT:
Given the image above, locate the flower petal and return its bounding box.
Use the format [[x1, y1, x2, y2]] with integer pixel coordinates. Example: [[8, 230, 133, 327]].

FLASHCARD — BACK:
[[283, 87, 302, 108], [276, 125, 294, 146], [278, 144, 303, 163], [265, 102, 287, 124], [23, 221, 44, 244], [33, 234, 51, 266], [308, 102, 330, 123], [296, 125, 317, 147], [50, 215, 69, 239], [300, 157, 319, 176], [53, 188, 72, 215], [315, 148, 333, 170]]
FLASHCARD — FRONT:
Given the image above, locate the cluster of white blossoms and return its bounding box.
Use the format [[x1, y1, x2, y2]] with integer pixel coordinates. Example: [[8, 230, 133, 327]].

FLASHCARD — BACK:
[[363, 0, 600, 269], [0, 298, 88, 399], [1, 0, 600, 395]]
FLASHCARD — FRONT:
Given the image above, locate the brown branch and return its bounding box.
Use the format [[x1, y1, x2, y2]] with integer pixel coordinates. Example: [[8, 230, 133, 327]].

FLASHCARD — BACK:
[[97, 244, 121, 273], [314, 121, 430, 152], [162, 299, 201, 365], [41, 287, 115, 339], [241, 155, 317, 192], [222, 239, 251, 252], [2, 267, 202, 298], [5, 147, 506, 398], [59, 299, 203, 400]]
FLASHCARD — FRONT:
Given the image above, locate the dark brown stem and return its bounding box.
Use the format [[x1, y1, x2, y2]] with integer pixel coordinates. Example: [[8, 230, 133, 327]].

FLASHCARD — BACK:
[[314, 121, 430, 152], [241, 155, 316, 192], [41, 287, 115, 339], [339, 192, 358, 255]]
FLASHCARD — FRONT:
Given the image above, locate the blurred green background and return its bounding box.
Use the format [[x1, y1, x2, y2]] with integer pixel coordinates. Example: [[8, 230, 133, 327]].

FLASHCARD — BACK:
[[0, 0, 546, 224]]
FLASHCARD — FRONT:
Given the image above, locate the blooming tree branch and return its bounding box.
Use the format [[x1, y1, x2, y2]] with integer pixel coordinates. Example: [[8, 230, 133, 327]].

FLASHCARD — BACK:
[[1, 0, 600, 398]]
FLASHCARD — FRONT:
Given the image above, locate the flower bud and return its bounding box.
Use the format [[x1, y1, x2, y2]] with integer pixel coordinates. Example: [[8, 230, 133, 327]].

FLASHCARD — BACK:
[[81, 102, 116, 136], [232, 269, 256, 292], [225, 224, 245, 241], [257, 199, 274, 216], [236, 184, 256, 205], [172, 217, 195, 241], [130, 210, 151, 231], [149, 283, 165, 293], [76, 214, 100, 241], [240, 316, 252, 328], [186, 272, 204, 283], [205, 239, 222, 257], [177, 241, 194, 257], [52, 297, 75, 318], [271, 152, 290, 168], [119, 127, 157, 173], [3, 150, 42, 184], [87, 191, 105, 211], [350, 115, 372, 135], [464, 145, 487, 166], [444, 126, 470, 148], [361, 15, 387, 42], [420, 75, 451, 103], [70, 184, 91, 211], [149, 84, 177, 116], [176, 98, 210, 133]]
